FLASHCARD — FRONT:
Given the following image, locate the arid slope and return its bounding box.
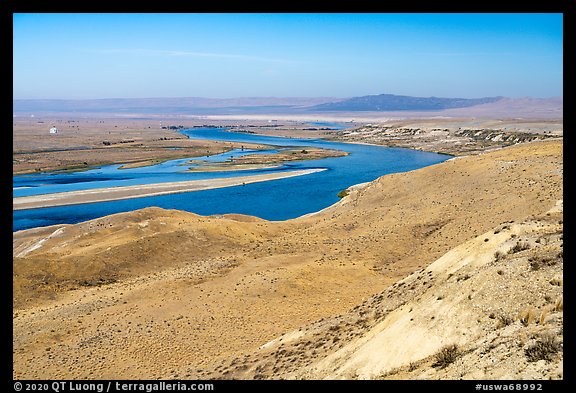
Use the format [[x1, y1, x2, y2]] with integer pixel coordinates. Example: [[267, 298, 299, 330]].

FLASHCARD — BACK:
[[13, 139, 562, 379], [210, 201, 563, 380]]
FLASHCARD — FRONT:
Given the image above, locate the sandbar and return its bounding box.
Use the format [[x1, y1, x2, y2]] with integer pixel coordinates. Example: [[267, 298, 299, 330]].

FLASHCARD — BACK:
[[185, 163, 282, 172], [13, 168, 326, 211]]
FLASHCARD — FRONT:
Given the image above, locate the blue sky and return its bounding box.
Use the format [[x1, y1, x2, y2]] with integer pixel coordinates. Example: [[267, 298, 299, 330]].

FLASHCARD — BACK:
[[13, 13, 563, 99]]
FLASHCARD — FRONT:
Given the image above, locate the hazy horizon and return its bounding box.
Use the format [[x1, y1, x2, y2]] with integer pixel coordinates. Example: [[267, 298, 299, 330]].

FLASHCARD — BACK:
[[13, 13, 562, 100], [12, 94, 565, 100]]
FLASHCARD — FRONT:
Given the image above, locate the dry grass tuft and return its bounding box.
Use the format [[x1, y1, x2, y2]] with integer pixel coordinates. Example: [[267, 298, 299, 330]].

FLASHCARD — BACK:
[[554, 297, 563, 312], [538, 308, 549, 326], [519, 308, 536, 327]]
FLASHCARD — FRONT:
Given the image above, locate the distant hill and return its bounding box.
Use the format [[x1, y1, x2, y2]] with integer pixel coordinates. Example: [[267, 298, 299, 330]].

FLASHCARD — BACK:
[[12, 97, 343, 114], [13, 94, 562, 118], [309, 93, 503, 111]]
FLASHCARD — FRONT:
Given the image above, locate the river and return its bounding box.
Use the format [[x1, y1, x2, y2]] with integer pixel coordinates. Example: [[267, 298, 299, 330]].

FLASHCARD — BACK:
[[13, 126, 451, 231]]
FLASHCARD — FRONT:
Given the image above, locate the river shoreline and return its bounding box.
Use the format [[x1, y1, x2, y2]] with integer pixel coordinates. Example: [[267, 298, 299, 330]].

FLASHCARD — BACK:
[[13, 169, 326, 211], [12, 125, 453, 230]]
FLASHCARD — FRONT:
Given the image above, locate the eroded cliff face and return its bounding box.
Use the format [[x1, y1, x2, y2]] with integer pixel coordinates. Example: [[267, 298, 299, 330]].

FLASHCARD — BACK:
[[330, 122, 561, 155]]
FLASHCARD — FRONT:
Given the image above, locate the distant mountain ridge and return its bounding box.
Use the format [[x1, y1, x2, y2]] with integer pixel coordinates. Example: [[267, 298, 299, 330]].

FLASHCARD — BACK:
[[12, 97, 343, 113], [309, 93, 503, 111], [13, 94, 561, 116]]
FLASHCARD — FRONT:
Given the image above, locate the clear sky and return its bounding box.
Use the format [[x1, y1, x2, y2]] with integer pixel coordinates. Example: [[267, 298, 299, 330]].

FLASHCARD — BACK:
[[13, 13, 563, 99]]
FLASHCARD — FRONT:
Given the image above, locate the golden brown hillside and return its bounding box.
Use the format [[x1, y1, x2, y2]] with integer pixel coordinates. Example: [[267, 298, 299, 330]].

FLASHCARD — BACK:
[[207, 201, 563, 379], [13, 139, 562, 379]]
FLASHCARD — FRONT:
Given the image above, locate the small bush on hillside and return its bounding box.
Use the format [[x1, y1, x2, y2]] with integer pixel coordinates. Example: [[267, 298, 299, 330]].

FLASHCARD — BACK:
[[508, 241, 530, 254], [525, 333, 562, 362], [497, 314, 514, 328], [529, 255, 558, 271], [337, 189, 350, 199], [432, 344, 460, 369]]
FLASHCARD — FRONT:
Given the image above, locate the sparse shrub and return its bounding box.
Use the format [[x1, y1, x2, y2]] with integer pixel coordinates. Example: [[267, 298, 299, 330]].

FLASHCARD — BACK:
[[337, 189, 349, 199], [79, 277, 117, 287], [509, 241, 530, 254], [432, 344, 460, 369], [529, 259, 542, 271], [497, 314, 514, 328], [494, 251, 505, 261], [524, 333, 562, 362], [529, 256, 557, 271], [457, 274, 471, 282]]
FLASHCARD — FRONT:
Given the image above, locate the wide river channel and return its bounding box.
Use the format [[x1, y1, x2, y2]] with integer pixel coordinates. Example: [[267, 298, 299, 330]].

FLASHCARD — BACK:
[[13, 125, 451, 231]]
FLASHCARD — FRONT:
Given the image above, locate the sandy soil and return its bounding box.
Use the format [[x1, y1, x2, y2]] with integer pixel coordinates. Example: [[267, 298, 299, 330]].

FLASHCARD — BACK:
[[213, 201, 563, 380], [13, 137, 562, 380], [13, 169, 325, 210], [11, 117, 296, 174]]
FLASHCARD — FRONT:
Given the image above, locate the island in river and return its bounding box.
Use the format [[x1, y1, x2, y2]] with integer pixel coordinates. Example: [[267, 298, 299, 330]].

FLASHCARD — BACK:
[[12, 117, 345, 175]]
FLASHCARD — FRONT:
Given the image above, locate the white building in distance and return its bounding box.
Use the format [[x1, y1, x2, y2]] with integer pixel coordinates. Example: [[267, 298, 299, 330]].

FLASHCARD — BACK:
[[49, 127, 59, 134]]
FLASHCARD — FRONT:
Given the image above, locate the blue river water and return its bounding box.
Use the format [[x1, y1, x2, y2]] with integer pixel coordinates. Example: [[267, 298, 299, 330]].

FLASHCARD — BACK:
[[13, 126, 451, 231]]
